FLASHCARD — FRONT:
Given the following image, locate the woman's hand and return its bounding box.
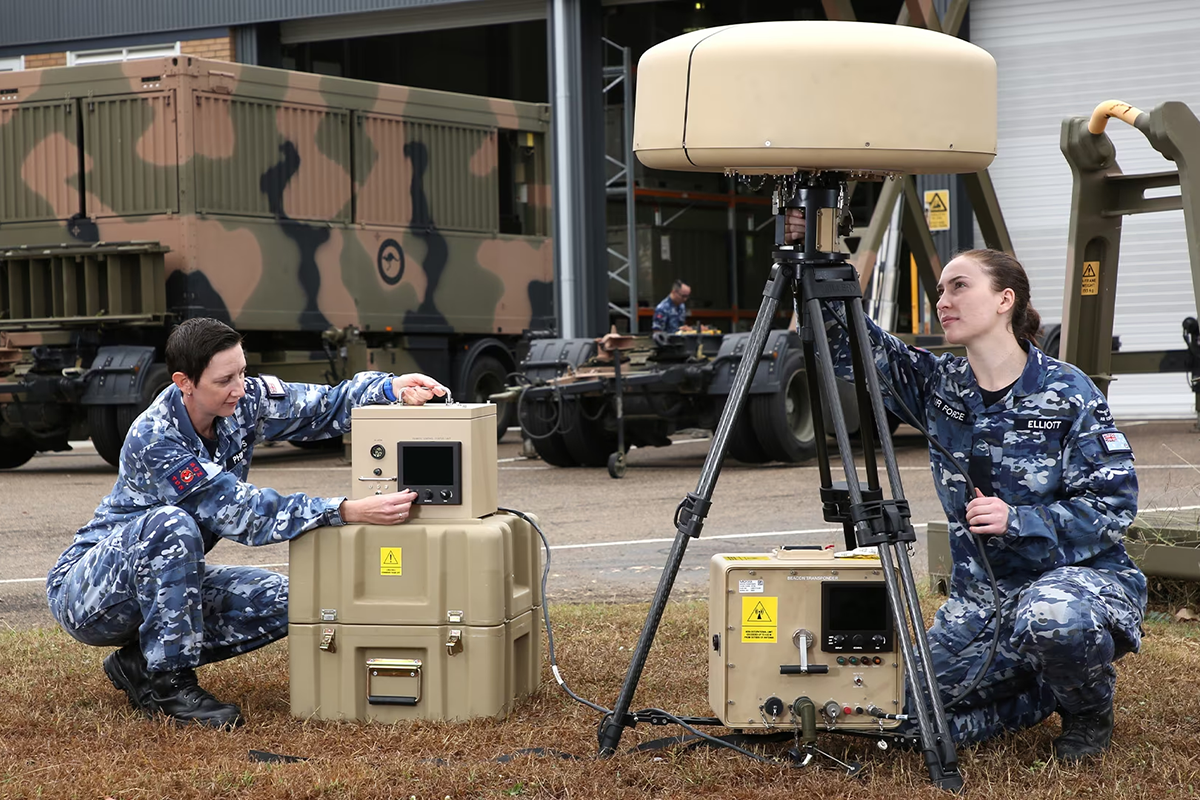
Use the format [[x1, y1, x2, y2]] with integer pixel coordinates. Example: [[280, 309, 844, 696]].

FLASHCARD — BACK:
[[392, 373, 447, 406], [965, 488, 1010, 535], [339, 490, 418, 525], [783, 208, 805, 244]]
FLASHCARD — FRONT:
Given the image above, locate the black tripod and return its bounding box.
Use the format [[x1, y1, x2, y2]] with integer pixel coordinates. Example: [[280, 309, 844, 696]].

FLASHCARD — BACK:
[[595, 173, 963, 792]]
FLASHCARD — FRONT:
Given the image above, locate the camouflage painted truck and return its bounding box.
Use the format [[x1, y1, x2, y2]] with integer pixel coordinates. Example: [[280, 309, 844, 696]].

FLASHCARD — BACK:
[[0, 56, 553, 468]]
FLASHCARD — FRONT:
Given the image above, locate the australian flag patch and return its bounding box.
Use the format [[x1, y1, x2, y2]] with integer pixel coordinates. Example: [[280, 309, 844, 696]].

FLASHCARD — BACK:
[[168, 458, 206, 492]]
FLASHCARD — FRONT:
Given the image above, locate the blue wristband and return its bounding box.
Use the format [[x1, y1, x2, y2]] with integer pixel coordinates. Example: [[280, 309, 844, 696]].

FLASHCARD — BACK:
[[382, 378, 397, 403]]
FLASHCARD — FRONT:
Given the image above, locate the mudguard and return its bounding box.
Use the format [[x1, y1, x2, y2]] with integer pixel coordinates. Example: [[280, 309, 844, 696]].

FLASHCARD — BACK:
[[80, 345, 157, 405], [706, 329, 803, 396], [521, 338, 598, 383]]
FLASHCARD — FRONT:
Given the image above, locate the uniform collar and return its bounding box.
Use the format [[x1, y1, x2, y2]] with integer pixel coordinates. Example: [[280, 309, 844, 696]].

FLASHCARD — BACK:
[[947, 341, 1046, 399], [168, 385, 232, 450]]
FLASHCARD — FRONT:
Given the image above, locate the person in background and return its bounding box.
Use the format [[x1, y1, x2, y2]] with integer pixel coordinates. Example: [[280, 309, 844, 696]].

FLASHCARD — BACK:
[[46, 317, 446, 729], [652, 279, 691, 334]]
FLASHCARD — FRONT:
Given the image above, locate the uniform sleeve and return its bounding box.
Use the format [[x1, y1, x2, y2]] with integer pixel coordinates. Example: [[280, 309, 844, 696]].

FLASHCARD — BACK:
[[995, 396, 1137, 569], [255, 371, 394, 442], [652, 305, 667, 331], [140, 440, 345, 546], [820, 302, 942, 423]]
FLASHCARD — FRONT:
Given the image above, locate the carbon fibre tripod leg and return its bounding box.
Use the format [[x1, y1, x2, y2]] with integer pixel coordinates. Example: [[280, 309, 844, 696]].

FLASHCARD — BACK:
[[596, 258, 795, 757]]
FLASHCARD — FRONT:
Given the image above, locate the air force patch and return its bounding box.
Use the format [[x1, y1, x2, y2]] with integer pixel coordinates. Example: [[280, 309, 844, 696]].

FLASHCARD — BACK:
[[168, 458, 206, 492], [1099, 431, 1132, 454]]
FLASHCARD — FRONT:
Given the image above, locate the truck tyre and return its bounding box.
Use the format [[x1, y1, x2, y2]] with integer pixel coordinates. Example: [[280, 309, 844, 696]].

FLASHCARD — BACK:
[[520, 394, 577, 467], [0, 437, 36, 469], [724, 406, 770, 464], [115, 364, 172, 441], [88, 405, 124, 467], [561, 397, 616, 467], [749, 353, 816, 464], [463, 355, 514, 441]]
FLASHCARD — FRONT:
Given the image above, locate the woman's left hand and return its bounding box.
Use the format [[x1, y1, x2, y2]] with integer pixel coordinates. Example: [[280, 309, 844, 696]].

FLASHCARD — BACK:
[[392, 373, 447, 406], [965, 488, 1010, 535]]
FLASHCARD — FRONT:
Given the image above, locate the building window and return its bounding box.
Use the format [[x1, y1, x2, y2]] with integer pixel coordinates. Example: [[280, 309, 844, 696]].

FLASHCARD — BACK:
[[67, 42, 180, 66], [0, 56, 24, 72]]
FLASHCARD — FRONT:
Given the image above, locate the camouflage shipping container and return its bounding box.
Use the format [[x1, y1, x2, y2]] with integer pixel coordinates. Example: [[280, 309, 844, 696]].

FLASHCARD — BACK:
[[0, 56, 554, 467]]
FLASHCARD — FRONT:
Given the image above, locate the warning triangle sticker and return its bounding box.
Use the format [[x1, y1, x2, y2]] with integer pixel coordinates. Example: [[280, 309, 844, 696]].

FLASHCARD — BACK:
[[383, 551, 399, 565], [746, 601, 773, 623], [928, 193, 948, 213], [1082, 263, 1097, 278]]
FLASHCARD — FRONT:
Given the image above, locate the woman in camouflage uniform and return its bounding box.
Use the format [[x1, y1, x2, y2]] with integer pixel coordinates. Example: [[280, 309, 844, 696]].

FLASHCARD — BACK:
[[46, 317, 446, 729], [787, 212, 1145, 762]]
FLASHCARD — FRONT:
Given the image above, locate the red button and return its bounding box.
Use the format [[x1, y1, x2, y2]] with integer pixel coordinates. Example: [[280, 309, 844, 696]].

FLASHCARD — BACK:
[[843, 706, 853, 715]]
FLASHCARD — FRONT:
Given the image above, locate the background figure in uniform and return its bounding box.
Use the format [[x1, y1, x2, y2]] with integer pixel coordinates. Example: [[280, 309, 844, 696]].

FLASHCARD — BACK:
[[46, 317, 447, 728], [652, 279, 691, 333], [785, 211, 1145, 762]]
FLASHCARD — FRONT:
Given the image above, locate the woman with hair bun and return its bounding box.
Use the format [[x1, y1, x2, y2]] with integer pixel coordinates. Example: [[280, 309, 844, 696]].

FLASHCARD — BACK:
[[787, 212, 1145, 763]]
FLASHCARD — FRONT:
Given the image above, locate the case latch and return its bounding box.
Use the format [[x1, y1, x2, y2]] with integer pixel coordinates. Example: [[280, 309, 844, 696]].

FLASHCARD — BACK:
[[446, 629, 463, 656], [319, 627, 337, 652]]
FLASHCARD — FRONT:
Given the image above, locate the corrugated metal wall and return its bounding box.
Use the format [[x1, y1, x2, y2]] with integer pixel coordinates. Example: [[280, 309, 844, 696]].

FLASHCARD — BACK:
[[84, 93, 178, 216], [971, 0, 1200, 418], [405, 120, 496, 232], [193, 95, 351, 221], [0, 101, 78, 222]]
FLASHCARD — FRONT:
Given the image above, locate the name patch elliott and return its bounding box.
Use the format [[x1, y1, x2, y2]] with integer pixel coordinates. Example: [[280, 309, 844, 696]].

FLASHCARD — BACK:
[[932, 395, 967, 423], [1014, 417, 1069, 433]]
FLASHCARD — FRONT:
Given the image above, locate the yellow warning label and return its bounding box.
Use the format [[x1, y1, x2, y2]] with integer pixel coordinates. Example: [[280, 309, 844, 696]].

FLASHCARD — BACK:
[[725, 556, 769, 561], [380, 547, 402, 576], [1081, 261, 1099, 296], [925, 189, 950, 231], [741, 596, 778, 643]]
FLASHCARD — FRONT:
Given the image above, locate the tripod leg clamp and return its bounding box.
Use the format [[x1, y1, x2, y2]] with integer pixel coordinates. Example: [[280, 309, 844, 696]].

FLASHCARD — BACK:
[[675, 492, 713, 538]]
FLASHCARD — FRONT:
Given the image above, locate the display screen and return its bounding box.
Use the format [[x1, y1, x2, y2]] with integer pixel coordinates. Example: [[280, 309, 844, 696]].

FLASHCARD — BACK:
[[826, 583, 889, 631], [402, 445, 455, 486]]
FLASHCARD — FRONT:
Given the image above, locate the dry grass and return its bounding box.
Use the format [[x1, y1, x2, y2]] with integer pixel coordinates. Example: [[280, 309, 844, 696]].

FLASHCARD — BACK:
[[3, 601, 1200, 799]]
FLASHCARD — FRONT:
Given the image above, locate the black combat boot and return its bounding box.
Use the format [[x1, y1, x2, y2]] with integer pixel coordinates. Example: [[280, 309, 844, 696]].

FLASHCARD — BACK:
[[147, 668, 245, 729], [1052, 703, 1114, 763], [103, 643, 155, 714]]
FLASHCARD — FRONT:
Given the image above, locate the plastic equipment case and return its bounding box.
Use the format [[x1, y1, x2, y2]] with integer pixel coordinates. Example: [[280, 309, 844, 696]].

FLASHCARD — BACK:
[[289, 403, 543, 722]]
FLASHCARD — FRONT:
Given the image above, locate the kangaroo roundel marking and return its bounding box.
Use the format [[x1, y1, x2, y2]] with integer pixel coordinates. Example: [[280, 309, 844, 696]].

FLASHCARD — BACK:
[[377, 239, 405, 285]]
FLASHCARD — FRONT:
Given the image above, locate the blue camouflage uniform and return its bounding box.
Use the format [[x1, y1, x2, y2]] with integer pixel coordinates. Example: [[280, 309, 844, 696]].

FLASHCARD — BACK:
[[824, 305, 1146, 744], [46, 371, 398, 672], [652, 295, 688, 333]]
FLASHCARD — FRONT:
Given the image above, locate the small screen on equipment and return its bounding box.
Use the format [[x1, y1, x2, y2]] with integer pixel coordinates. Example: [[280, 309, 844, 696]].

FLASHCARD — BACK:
[[827, 583, 889, 631], [402, 445, 455, 486]]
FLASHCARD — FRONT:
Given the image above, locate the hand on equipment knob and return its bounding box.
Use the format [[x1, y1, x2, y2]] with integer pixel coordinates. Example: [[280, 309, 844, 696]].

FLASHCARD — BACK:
[[339, 490, 418, 525]]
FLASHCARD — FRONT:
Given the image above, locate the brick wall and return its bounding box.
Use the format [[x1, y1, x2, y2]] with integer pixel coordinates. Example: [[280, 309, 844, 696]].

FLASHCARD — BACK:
[[180, 35, 235, 62], [25, 52, 67, 69]]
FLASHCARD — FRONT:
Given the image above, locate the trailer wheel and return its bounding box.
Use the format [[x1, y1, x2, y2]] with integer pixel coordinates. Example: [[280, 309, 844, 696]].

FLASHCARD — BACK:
[[561, 398, 617, 467], [520, 393, 577, 467], [607, 450, 627, 479], [88, 405, 124, 467], [463, 355, 514, 441], [0, 437, 36, 469], [115, 364, 172, 442], [749, 353, 816, 463]]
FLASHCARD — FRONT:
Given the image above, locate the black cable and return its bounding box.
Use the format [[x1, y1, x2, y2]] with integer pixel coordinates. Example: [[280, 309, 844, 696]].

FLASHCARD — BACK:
[[821, 301, 1002, 710]]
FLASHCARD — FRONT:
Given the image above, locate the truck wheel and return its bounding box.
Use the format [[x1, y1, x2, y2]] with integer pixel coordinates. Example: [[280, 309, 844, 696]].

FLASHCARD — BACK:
[[749, 353, 816, 463], [88, 405, 124, 467], [520, 394, 577, 467], [115, 364, 172, 440], [561, 398, 616, 467], [724, 406, 770, 464], [0, 437, 36, 469], [463, 355, 514, 441]]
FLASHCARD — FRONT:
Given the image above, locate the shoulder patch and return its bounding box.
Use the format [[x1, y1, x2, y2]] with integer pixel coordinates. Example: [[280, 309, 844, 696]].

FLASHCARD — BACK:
[[168, 457, 206, 492], [1099, 431, 1132, 454], [931, 393, 969, 424], [1094, 403, 1114, 426], [260, 374, 286, 399]]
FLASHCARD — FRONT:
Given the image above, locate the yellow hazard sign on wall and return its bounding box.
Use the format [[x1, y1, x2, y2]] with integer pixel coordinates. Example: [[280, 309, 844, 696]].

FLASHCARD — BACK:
[[925, 189, 950, 231], [741, 596, 778, 643], [380, 547, 403, 576], [1081, 261, 1099, 296]]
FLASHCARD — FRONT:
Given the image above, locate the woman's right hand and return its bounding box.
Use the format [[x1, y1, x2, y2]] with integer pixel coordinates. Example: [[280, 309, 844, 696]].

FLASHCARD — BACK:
[[783, 208, 805, 244], [339, 490, 418, 525]]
